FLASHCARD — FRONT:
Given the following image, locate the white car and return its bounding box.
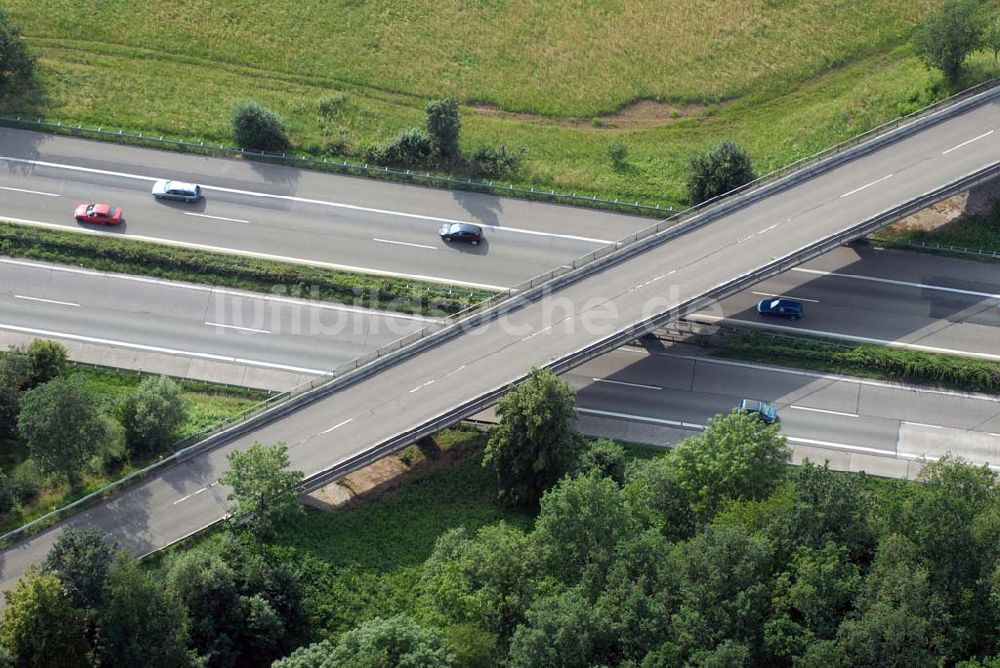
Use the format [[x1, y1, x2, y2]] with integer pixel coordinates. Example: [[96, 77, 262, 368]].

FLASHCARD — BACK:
[[152, 180, 202, 202]]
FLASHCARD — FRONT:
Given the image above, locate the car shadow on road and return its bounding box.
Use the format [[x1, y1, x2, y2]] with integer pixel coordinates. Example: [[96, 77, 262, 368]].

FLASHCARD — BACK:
[[153, 198, 208, 214], [77, 220, 129, 234], [441, 237, 490, 255], [451, 190, 502, 228]]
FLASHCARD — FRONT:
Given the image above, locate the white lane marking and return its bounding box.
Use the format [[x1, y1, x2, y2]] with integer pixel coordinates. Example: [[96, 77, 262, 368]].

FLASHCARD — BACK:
[[579, 407, 981, 466], [0, 216, 509, 291], [0, 257, 440, 323], [992, 433, 1000, 438], [184, 212, 249, 224], [789, 405, 858, 418], [618, 346, 1000, 404], [790, 267, 1000, 300], [409, 379, 435, 393], [14, 294, 79, 307], [751, 291, 820, 303], [173, 486, 209, 505], [758, 223, 779, 234], [521, 325, 552, 341], [942, 130, 994, 155], [592, 378, 662, 391], [840, 173, 893, 198], [0, 322, 332, 375], [0, 186, 59, 197], [321, 418, 354, 434], [903, 421, 944, 429], [0, 156, 612, 245], [205, 321, 271, 334], [689, 314, 1000, 362], [373, 238, 437, 250]]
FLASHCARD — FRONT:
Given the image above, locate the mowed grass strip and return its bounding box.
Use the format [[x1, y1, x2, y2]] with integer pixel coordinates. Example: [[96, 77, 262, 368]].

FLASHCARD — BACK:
[[0, 222, 494, 315], [874, 201, 1000, 256], [4, 2, 998, 208]]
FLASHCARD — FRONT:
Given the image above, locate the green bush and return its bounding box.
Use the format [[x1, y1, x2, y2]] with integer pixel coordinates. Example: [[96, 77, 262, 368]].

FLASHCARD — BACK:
[[368, 127, 434, 167], [468, 145, 526, 179], [230, 100, 291, 152], [687, 140, 756, 204], [318, 92, 347, 117], [117, 376, 189, 457], [25, 340, 67, 389], [425, 97, 462, 159], [608, 140, 628, 165], [10, 460, 41, 504], [0, 10, 35, 88]]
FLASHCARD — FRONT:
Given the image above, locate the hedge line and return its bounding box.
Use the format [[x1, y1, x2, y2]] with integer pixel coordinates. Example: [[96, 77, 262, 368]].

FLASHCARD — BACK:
[[0, 222, 495, 315], [717, 332, 1000, 393]]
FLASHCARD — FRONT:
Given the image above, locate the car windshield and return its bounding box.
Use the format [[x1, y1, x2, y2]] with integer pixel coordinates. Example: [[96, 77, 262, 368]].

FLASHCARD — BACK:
[[108, 207, 119, 216], [769, 299, 781, 309]]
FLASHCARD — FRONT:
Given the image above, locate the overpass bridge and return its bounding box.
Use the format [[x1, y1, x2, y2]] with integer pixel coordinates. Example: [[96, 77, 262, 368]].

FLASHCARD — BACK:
[[1, 83, 998, 590]]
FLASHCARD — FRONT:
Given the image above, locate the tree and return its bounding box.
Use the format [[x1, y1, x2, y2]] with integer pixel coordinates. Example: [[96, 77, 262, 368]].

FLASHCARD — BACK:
[[230, 101, 290, 152], [0, 11, 36, 88], [532, 473, 629, 586], [687, 140, 756, 204], [96, 559, 193, 668], [668, 410, 790, 521], [483, 368, 584, 507], [912, 0, 984, 83], [577, 438, 627, 485], [43, 528, 115, 611], [0, 566, 90, 668], [165, 551, 243, 666], [425, 97, 461, 159], [623, 457, 697, 541], [986, 17, 1000, 62], [507, 588, 610, 668], [24, 340, 67, 389], [276, 615, 454, 668], [0, 350, 30, 439], [219, 442, 303, 539], [421, 523, 536, 641], [117, 375, 188, 456], [17, 376, 110, 485]]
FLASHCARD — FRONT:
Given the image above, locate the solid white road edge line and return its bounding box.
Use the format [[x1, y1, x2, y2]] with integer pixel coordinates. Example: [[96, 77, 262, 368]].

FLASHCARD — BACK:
[[0, 257, 441, 322], [592, 378, 662, 391], [790, 267, 1000, 299], [751, 291, 820, 303], [373, 238, 437, 250], [0, 156, 612, 245], [14, 295, 79, 307], [0, 322, 332, 375], [0, 216, 510, 291]]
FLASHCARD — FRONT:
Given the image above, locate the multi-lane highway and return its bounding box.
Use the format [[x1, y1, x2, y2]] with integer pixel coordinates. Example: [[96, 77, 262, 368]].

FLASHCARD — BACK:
[[0, 89, 998, 592], [0, 127, 653, 290], [0, 245, 994, 387]]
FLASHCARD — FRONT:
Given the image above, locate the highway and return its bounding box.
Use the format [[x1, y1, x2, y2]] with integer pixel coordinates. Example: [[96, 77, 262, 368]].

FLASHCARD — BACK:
[[0, 244, 994, 386], [0, 127, 653, 290], [0, 91, 997, 590], [0, 257, 435, 376]]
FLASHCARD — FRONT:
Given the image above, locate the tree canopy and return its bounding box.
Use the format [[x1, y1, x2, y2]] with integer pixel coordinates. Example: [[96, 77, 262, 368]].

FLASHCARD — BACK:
[[912, 0, 984, 83], [219, 441, 303, 539]]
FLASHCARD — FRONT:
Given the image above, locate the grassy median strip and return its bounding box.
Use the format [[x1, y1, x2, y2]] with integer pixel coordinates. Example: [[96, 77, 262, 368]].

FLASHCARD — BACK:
[[0, 222, 495, 315], [715, 332, 1000, 394]]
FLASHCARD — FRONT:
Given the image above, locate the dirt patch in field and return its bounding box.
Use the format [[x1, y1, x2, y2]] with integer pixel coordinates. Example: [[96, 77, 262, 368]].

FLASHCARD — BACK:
[[302, 433, 483, 511], [468, 98, 711, 130], [880, 177, 1000, 235]]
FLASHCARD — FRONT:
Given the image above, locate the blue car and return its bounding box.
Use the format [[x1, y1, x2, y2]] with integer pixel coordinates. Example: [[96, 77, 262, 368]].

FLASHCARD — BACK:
[[739, 398, 780, 424], [757, 297, 803, 320]]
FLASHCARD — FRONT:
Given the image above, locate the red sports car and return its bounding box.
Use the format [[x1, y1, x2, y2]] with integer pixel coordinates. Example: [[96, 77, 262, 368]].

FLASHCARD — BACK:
[[74, 202, 123, 225]]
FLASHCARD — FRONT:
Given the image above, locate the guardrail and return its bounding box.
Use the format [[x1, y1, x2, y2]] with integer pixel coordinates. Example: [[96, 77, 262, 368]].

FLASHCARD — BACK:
[[868, 237, 1000, 259], [2, 79, 998, 556]]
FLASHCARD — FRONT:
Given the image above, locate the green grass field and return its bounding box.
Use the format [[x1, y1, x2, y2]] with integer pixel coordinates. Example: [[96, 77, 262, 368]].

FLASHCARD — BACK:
[[5, 1, 998, 206]]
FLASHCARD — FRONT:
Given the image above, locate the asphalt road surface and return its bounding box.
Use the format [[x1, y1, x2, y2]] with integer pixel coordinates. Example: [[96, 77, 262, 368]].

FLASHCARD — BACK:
[[0, 127, 655, 290], [0, 257, 436, 375], [0, 93, 997, 591]]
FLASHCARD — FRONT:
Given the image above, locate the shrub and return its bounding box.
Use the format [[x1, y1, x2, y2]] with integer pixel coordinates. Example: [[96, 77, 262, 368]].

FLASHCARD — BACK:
[[469, 145, 526, 179], [912, 0, 984, 83], [368, 128, 433, 167], [230, 101, 290, 152], [0, 10, 36, 88], [318, 92, 347, 117], [25, 339, 67, 389], [425, 97, 462, 159], [687, 140, 756, 204], [10, 460, 41, 504], [117, 375, 188, 457], [608, 140, 628, 165]]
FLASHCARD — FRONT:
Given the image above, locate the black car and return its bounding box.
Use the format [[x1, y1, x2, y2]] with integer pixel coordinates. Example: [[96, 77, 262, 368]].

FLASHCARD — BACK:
[[439, 222, 483, 245], [756, 297, 803, 320]]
